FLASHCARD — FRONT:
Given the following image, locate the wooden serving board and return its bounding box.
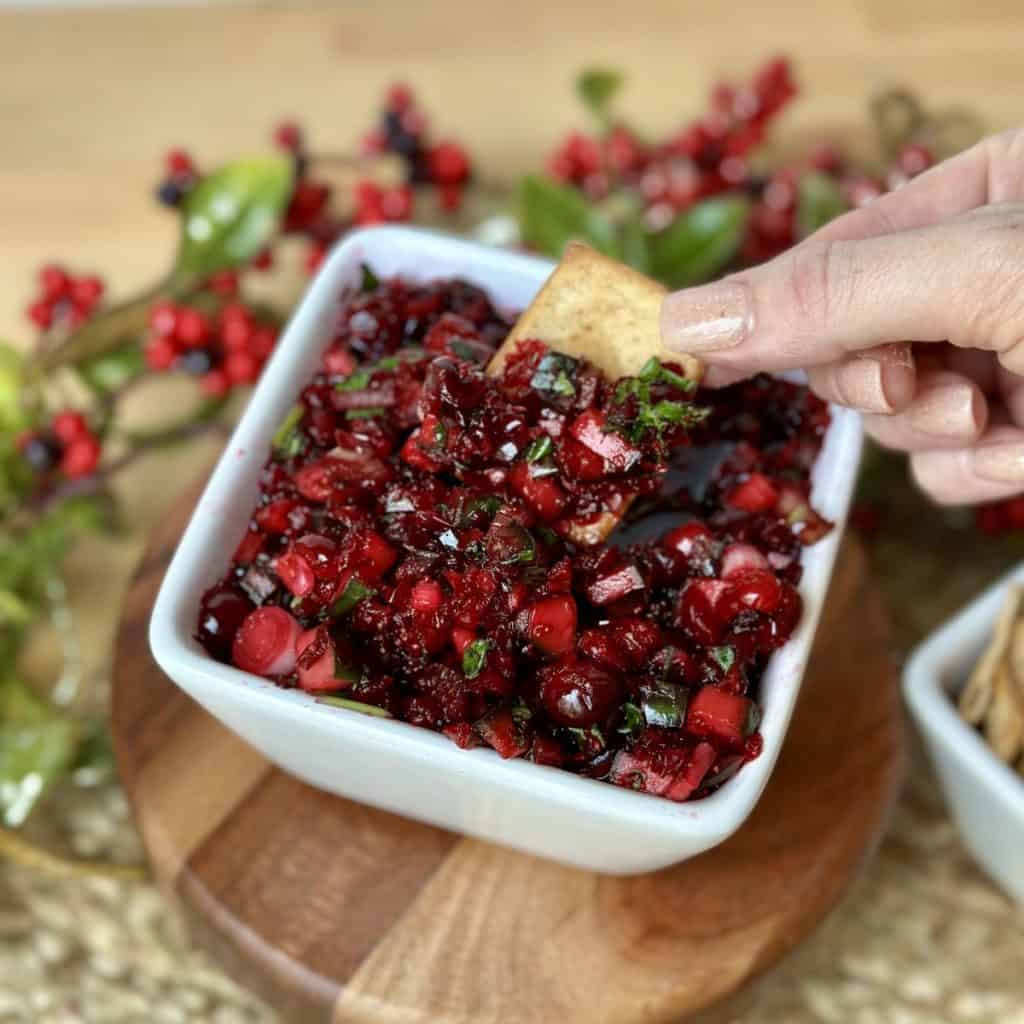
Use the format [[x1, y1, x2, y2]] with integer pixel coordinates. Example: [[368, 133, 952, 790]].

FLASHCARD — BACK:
[[112, 480, 905, 1024]]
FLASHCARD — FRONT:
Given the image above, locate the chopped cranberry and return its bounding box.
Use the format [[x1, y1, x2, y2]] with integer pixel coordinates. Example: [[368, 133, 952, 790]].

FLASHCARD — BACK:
[[232, 606, 301, 676], [525, 595, 578, 655], [687, 686, 759, 750], [725, 472, 780, 512]]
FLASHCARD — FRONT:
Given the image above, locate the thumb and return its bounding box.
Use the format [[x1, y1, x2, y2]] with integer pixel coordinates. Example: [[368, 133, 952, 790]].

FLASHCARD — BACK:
[[659, 203, 1024, 375]]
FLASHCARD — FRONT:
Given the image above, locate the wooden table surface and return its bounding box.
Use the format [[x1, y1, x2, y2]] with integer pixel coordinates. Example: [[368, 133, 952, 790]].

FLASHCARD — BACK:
[[3, 0, 1024, 346]]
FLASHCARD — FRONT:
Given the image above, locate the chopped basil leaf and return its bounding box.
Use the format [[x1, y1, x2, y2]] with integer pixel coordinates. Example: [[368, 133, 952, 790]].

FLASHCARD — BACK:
[[511, 700, 533, 723], [335, 369, 373, 392], [499, 526, 536, 565], [271, 404, 305, 457], [450, 339, 485, 363], [711, 645, 736, 673], [462, 638, 493, 679], [329, 578, 375, 617], [459, 494, 502, 525], [567, 724, 605, 749], [360, 262, 380, 292], [332, 654, 362, 684], [640, 682, 688, 729], [618, 702, 645, 736], [433, 420, 448, 448], [344, 407, 387, 419], [525, 436, 553, 463], [536, 525, 559, 546], [317, 695, 391, 717], [530, 352, 578, 399], [371, 356, 399, 372], [529, 463, 559, 478], [637, 356, 696, 392]]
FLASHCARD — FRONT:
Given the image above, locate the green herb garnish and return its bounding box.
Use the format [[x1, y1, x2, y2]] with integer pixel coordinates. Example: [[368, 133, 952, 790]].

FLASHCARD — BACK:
[[618, 702, 645, 736], [610, 357, 706, 443], [433, 420, 448, 448], [344, 408, 387, 419], [317, 695, 391, 718], [530, 352, 578, 400], [462, 638, 493, 679], [271, 404, 305, 458], [329, 577, 375, 617], [524, 436, 553, 463], [640, 682, 688, 729], [332, 654, 362, 684], [360, 262, 380, 292], [711, 645, 736, 673], [335, 369, 373, 392]]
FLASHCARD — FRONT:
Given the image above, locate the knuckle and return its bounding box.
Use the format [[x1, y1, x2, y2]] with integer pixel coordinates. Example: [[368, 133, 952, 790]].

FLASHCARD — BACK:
[[909, 454, 960, 506], [783, 240, 848, 334]]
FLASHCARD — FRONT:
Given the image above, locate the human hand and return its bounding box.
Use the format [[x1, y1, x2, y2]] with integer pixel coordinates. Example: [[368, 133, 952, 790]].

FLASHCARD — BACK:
[[660, 128, 1024, 505]]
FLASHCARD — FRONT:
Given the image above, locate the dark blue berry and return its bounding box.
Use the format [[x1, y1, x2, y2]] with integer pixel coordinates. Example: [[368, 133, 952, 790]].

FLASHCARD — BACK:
[[22, 434, 62, 472], [156, 179, 183, 207], [177, 348, 214, 375]]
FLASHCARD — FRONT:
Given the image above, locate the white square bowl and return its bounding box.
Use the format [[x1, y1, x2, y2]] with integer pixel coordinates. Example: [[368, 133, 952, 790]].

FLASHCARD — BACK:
[[149, 225, 863, 874], [904, 566, 1024, 902]]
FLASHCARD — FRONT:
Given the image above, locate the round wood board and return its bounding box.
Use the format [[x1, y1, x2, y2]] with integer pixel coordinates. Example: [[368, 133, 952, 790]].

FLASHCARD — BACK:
[[112, 479, 905, 1024]]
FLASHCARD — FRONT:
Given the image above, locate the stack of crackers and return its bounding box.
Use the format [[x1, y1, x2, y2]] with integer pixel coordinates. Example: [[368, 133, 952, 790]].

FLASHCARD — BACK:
[[960, 586, 1024, 776]]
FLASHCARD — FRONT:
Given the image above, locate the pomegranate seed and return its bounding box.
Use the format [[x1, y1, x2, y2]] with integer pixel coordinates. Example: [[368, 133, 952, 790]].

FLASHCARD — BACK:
[[428, 141, 471, 186], [51, 410, 89, 444], [59, 435, 101, 478], [232, 606, 301, 676]]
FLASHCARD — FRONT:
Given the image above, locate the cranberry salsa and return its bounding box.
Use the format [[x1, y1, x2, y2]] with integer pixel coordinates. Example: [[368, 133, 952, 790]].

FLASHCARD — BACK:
[[196, 270, 832, 803]]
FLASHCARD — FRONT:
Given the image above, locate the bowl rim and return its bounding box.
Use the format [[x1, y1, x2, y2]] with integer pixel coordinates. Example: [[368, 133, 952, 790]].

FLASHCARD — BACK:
[[149, 224, 862, 841], [903, 563, 1024, 812]]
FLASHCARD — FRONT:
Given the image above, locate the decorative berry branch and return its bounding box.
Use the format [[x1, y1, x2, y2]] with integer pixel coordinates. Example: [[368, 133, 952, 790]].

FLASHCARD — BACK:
[[0, 63, 983, 875]]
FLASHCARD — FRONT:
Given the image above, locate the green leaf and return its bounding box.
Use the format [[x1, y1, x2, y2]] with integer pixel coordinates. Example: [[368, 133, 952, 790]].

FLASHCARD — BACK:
[[344, 408, 387, 420], [530, 352, 579, 399], [360, 263, 380, 292], [174, 155, 294, 285], [517, 175, 620, 260], [272, 404, 305, 457], [462, 638, 493, 680], [796, 172, 849, 238], [316, 696, 392, 718], [711, 645, 736, 673], [335, 369, 373, 392], [647, 196, 750, 289], [577, 68, 623, 127], [332, 655, 362, 685], [620, 209, 652, 274], [618, 701, 645, 736], [329, 578, 375, 618], [77, 341, 144, 394], [0, 342, 28, 432], [0, 676, 78, 827], [640, 681, 688, 729], [525, 436, 553, 463]]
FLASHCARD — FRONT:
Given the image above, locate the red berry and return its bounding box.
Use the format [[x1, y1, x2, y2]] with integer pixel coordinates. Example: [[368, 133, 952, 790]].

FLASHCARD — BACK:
[[145, 335, 178, 371], [208, 270, 239, 296], [525, 594, 578, 655], [361, 130, 387, 156], [225, 352, 260, 384], [727, 568, 783, 614], [305, 241, 328, 275], [427, 141, 471, 186], [59, 435, 101, 479], [410, 579, 444, 613], [686, 686, 758, 750], [52, 410, 90, 444], [386, 83, 413, 113], [539, 659, 621, 727], [232, 606, 301, 676], [38, 264, 70, 299], [148, 300, 179, 336], [272, 120, 302, 153], [381, 186, 414, 222], [276, 551, 316, 598], [200, 368, 231, 396], [720, 542, 769, 579], [248, 326, 277, 361], [70, 275, 104, 310], [27, 300, 53, 329], [175, 307, 211, 348], [164, 148, 195, 176]]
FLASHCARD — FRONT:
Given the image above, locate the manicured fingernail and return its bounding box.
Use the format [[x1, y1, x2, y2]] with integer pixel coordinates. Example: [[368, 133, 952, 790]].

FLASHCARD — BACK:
[[661, 281, 752, 353], [906, 382, 985, 439], [972, 443, 1024, 483], [834, 357, 892, 413]]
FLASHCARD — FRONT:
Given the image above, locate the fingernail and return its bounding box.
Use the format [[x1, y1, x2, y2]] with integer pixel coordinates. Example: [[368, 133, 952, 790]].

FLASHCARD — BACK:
[[972, 443, 1024, 483], [661, 281, 752, 353], [906, 381, 985, 439], [834, 357, 892, 414]]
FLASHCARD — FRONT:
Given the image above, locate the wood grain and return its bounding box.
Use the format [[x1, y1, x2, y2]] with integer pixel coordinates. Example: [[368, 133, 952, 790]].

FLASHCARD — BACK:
[[112, 477, 904, 1024]]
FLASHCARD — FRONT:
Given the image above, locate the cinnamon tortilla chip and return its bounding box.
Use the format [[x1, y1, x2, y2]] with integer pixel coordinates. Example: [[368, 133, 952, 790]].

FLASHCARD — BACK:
[[960, 585, 1023, 724], [985, 662, 1024, 764], [488, 242, 703, 382]]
